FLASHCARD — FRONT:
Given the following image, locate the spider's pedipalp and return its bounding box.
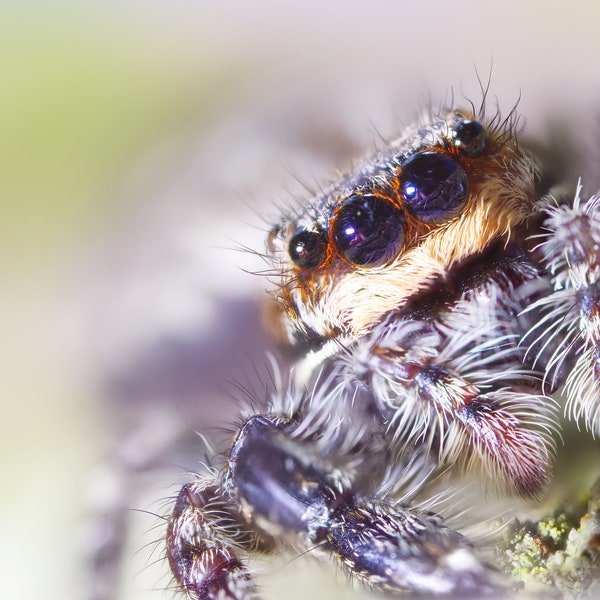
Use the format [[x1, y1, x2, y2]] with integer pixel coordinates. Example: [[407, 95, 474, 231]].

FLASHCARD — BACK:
[[343, 250, 559, 497]]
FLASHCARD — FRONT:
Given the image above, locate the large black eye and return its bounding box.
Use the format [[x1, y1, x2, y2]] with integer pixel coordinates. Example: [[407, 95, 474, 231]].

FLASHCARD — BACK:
[[288, 228, 328, 269], [400, 152, 469, 224], [332, 195, 406, 266], [452, 119, 489, 158]]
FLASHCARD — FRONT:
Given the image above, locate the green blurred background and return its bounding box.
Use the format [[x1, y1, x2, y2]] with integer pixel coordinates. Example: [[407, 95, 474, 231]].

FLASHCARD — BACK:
[[3, 2, 600, 600]]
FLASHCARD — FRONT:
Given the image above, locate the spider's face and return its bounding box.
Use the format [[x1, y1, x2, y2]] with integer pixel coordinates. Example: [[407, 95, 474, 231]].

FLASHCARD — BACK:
[[267, 110, 540, 349]]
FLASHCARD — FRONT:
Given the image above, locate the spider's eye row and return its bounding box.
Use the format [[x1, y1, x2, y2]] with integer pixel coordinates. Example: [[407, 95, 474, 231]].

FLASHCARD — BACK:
[[332, 194, 406, 266], [288, 228, 328, 269], [400, 151, 469, 224], [452, 119, 489, 158], [287, 120, 486, 271]]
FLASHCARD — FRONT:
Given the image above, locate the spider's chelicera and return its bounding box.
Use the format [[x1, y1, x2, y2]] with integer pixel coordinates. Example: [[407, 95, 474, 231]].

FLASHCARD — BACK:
[[165, 108, 600, 598]]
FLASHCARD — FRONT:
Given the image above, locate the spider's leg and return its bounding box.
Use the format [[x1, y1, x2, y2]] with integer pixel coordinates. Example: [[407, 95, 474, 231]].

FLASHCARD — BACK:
[[529, 184, 600, 435], [327, 497, 494, 595], [167, 477, 261, 600], [167, 366, 498, 598], [346, 248, 559, 497], [226, 411, 498, 596]]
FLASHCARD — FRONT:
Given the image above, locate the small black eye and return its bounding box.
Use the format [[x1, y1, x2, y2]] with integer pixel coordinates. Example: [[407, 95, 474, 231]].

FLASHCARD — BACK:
[[288, 229, 328, 269], [400, 152, 469, 224], [452, 119, 489, 158], [332, 195, 406, 266]]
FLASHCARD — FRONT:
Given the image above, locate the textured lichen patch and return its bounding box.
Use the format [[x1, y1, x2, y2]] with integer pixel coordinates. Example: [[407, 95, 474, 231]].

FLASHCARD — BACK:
[[503, 478, 600, 598]]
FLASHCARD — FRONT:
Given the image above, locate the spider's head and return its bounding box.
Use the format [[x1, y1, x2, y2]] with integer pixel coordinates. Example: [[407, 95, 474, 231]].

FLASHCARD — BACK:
[[266, 109, 539, 352]]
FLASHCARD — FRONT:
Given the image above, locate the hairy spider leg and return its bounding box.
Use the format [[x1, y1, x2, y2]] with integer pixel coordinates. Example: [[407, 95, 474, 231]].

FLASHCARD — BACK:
[[166, 480, 260, 600], [527, 184, 600, 436], [167, 410, 498, 599], [345, 245, 559, 497]]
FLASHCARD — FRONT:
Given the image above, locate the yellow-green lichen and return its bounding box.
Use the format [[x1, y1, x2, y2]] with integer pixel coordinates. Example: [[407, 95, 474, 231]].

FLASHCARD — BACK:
[[502, 479, 600, 599]]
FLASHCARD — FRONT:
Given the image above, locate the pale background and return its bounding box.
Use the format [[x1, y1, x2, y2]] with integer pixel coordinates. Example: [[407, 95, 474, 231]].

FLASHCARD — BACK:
[[3, 2, 600, 600]]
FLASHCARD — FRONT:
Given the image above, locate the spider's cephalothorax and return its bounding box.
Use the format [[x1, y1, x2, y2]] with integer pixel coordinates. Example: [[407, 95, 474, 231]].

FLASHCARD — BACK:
[[166, 107, 600, 599], [268, 109, 538, 346]]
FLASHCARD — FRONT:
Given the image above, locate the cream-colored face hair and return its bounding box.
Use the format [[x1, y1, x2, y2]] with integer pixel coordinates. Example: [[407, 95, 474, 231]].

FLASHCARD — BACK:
[[267, 109, 539, 347]]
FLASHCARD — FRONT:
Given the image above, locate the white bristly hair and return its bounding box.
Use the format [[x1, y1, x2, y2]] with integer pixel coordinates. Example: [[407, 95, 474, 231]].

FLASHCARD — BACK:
[[527, 182, 600, 436], [343, 274, 560, 496]]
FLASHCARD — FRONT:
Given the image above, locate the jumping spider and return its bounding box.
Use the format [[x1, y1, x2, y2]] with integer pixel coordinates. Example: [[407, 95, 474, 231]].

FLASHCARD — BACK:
[[165, 104, 600, 599]]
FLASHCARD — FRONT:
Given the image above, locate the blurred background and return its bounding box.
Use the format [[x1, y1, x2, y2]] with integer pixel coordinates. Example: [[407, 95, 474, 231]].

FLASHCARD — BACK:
[[3, 2, 600, 600]]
